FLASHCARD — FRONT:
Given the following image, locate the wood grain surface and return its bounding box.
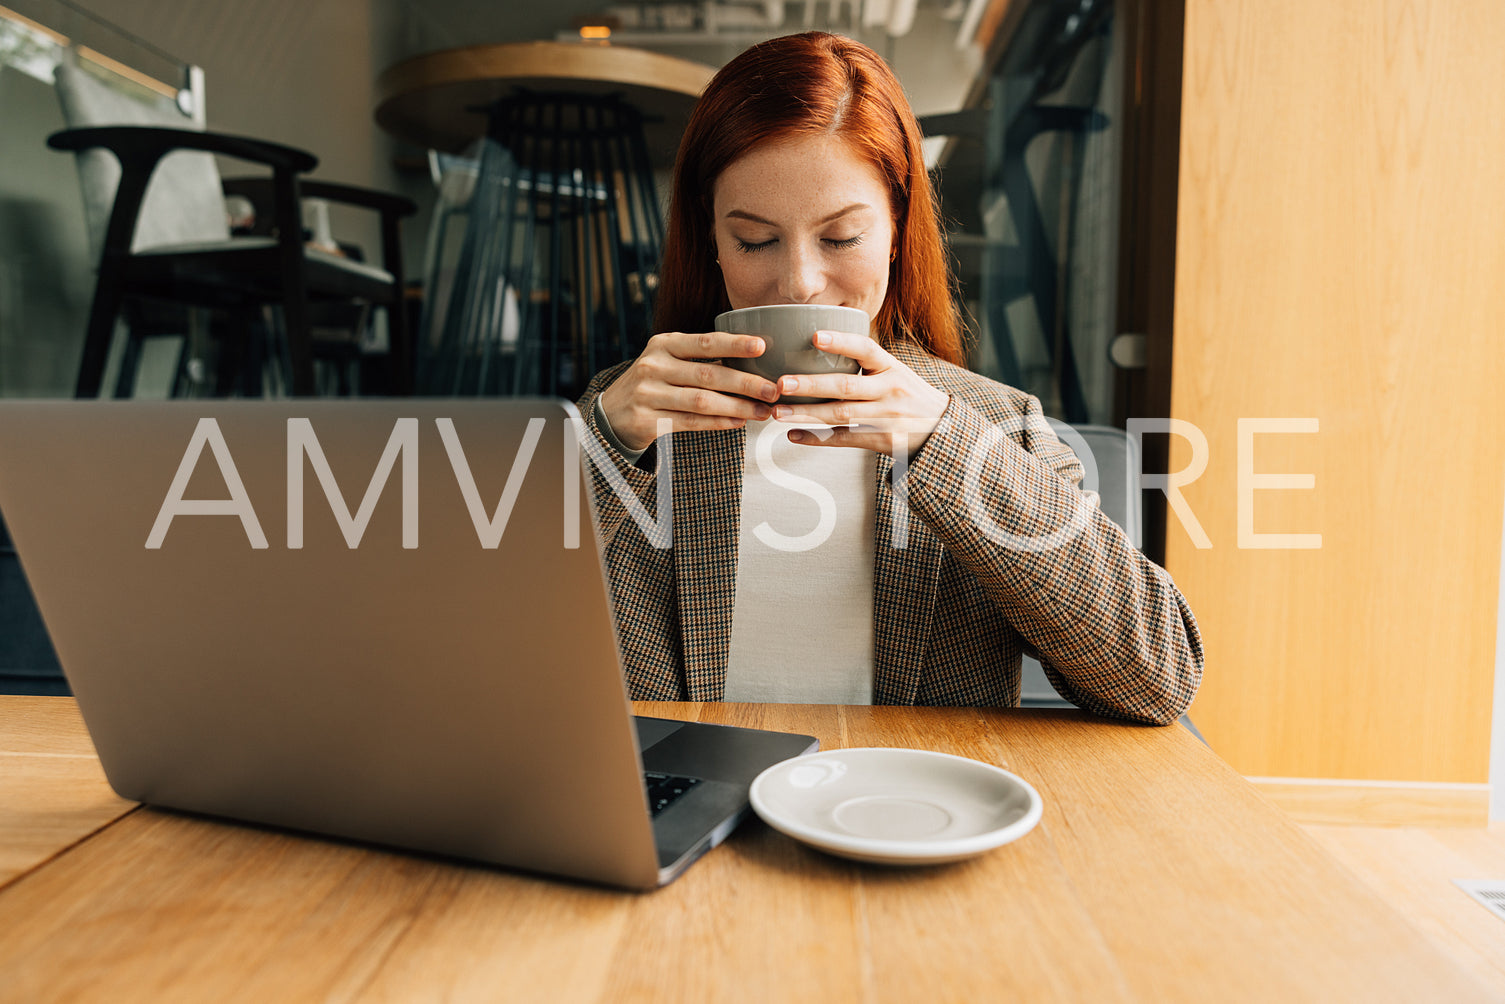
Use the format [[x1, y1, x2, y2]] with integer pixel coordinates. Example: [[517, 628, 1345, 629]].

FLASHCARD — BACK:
[[0, 698, 1490, 1002], [1305, 823, 1505, 996], [1168, 0, 1505, 782], [0, 697, 136, 886]]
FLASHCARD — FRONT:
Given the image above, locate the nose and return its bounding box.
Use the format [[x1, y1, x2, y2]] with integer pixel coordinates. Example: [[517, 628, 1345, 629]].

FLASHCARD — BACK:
[[778, 244, 825, 304]]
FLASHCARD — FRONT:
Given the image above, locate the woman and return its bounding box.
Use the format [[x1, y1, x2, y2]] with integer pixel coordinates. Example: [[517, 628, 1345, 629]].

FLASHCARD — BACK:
[[579, 31, 1202, 724]]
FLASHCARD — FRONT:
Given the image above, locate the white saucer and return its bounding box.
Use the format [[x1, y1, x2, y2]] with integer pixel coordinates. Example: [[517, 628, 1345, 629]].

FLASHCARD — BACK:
[[748, 747, 1043, 866]]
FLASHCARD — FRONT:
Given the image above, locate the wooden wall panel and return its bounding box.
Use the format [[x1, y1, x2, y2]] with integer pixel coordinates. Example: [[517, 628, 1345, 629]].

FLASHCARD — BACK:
[[1168, 0, 1505, 783]]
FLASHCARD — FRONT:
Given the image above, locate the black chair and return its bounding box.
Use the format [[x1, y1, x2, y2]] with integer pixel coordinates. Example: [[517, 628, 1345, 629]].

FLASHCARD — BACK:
[[49, 125, 416, 397], [48, 54, 416, 398]]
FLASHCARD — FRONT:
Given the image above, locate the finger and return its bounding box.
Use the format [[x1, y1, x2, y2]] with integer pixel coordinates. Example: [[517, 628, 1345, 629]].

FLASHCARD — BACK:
[[658, 331, 767, 361], [811, 329, 893, 370], [664, 385, 773, 422], [786, 425, 885, 448], [673, 358, 780, 403], [776, 371, 874, 402], [770, 399, 865, 427], [773, 403, 937, 441]]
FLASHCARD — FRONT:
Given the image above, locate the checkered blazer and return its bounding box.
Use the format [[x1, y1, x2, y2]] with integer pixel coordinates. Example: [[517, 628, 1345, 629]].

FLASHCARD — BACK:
[[577, 340, 1203, 725]]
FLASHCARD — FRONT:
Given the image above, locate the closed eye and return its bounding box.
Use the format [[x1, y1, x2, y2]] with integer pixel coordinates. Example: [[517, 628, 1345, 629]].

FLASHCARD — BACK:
[[734, 235, 865, 253]]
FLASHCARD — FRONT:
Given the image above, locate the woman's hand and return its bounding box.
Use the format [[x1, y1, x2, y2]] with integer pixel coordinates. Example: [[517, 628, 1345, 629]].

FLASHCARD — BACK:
[[597, 332, 781, 453], [771, 331, 951, 457]]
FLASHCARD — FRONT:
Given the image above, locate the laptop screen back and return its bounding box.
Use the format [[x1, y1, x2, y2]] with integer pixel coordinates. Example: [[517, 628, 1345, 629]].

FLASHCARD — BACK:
[[0, 399, 663, 888]]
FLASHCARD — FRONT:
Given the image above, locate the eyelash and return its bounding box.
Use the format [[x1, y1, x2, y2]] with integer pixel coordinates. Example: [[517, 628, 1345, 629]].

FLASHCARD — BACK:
[[734, 235, 866, 254]]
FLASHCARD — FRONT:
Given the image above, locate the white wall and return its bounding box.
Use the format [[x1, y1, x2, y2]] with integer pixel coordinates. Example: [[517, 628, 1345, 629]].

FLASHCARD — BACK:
[[79, 0, 381, 182]]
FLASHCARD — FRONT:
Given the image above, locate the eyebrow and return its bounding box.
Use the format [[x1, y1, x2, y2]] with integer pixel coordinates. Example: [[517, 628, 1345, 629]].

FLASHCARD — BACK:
[[723, 203, 872, 227]]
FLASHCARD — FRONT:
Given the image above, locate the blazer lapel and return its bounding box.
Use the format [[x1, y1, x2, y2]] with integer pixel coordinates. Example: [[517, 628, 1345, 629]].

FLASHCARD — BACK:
[[872, 451, 943, 704], [671, 427, 743, 700]]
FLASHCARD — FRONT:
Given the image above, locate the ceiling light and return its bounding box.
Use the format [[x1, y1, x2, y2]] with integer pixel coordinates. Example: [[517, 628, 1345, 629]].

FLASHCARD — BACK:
[[571, 14, 620, 41]]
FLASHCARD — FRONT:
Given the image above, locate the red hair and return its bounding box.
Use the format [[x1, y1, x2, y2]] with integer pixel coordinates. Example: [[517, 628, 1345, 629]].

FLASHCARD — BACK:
[[656, 31, 964, 366]]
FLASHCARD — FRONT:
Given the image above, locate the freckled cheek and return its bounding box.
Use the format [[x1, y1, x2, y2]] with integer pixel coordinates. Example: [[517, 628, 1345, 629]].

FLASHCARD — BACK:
[[847, 249, 891, 314], [717, 260, 775, 309]]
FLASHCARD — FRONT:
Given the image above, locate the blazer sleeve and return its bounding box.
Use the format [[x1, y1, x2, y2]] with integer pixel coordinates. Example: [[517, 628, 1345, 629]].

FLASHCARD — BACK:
[[901, 392, 1204, 725], [576, 361, 668, 552]]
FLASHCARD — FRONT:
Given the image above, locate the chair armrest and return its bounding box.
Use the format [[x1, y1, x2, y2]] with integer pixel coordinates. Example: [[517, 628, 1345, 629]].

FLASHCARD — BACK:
[[47, 126, 318, 174], [50, 126, 317, 271], [297, 180, 417, 218], [220, 176, 410, 303], [222, 177, 417, 219]]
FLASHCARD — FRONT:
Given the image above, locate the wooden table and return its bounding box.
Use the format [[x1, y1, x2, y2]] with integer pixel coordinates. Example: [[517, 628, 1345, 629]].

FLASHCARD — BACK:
[[0, 697, 1489, 1002], [374, 41, 714, 165]]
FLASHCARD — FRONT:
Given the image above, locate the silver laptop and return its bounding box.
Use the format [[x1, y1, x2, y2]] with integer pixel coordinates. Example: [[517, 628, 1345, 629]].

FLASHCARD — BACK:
[[0, 398, 816, 889]]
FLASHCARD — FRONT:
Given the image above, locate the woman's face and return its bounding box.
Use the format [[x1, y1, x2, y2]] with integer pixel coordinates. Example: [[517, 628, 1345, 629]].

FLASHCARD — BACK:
[[712, 132, 894, 323]]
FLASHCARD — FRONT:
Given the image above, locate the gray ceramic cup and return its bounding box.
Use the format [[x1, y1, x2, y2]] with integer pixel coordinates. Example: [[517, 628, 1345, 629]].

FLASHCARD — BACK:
[[714, 304, 872, 405]]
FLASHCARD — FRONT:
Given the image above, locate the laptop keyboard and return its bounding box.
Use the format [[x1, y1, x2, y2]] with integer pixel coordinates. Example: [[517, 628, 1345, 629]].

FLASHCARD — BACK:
[[644, 772, 701, 817]]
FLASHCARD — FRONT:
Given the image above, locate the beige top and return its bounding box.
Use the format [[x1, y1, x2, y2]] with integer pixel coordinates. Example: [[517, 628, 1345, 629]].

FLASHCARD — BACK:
[[722, 419, 876, 703]]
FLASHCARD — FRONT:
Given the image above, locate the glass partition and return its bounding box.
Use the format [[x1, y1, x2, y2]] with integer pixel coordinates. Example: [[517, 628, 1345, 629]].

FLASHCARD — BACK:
[[939, 0, 1126, 426]]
